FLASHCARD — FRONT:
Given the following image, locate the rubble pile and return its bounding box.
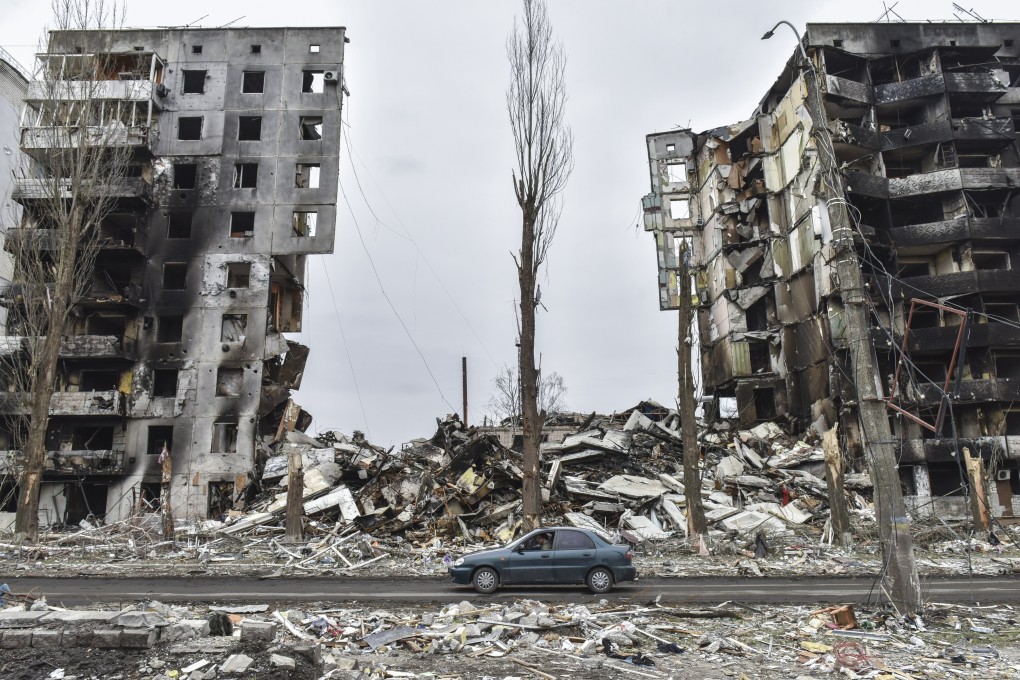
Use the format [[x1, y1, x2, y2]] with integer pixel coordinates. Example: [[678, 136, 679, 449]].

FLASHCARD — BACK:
[[1, 592, 1018, 679]]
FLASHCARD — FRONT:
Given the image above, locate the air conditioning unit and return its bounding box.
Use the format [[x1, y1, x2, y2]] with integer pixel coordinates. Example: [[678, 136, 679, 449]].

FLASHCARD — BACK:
[[323, 71, 338, 83], [995, 469, 1012, 481]]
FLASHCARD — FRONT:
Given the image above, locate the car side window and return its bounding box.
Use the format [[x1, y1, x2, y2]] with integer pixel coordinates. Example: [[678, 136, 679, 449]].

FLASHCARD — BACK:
[[522, 532, 555, 551], [556, 530, 596, 550]]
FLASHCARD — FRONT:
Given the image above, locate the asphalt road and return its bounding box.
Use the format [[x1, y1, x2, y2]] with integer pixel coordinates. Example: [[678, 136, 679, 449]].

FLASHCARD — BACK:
[[3, 575, 1018, 607]]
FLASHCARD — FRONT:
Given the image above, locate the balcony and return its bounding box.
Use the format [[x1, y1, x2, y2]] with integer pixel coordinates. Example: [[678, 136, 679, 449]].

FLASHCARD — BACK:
[[0, 335, 125, 359], [897, 436, 1007, 464], [847, 168, 1020, 200], [944, 72, 1008, 101], [0, 390, 125, 417], [12, 177, 151, 203], [951, 116, 1015, 143], [25, 79, 164, 109], [895, 270, 1020, 299], [823, 74, 873, 105], [0, 449, 125, 477], [890, 217, 1020, 248], [20, 124, 157, 160], [913, 378, 1020, 404], [873, 322, 1020, 354], [873, 74, 946, 106]]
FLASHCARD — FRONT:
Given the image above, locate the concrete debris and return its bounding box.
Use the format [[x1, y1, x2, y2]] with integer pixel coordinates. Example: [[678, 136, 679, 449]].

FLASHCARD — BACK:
[[0, 590, 1017, 679]]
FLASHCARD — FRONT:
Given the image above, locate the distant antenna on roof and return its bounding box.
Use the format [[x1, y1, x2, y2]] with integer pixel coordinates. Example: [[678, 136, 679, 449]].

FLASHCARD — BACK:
[[184, 14, 209, 28], [952, 3, 988, 22], [875, 2, 906, 23], [218, 16, 245, 28]]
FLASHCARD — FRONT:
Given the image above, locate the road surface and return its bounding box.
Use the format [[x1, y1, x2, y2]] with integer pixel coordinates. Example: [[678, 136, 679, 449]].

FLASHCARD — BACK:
[[4, 575, 1017, 606]]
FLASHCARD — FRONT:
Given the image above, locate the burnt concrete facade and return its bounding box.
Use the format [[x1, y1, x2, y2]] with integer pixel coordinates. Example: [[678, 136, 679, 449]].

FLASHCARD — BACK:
[[643, 22, 1020, 520], [2, 27, 345, 524]]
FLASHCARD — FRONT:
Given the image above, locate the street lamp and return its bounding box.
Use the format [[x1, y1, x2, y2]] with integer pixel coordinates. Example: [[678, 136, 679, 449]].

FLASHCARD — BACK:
[[761, 20, 810, 66]]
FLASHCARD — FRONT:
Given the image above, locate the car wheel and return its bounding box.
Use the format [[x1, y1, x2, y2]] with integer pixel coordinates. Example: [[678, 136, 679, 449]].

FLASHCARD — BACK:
[[472, 567, 499, 594], [587, 567, 613, 594]]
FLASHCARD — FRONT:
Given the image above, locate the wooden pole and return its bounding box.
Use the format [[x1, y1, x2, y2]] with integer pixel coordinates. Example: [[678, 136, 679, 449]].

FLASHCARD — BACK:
[[285, 446, 304, 541], [963, 447, 991, 532], [159, 444, 174, 541], [678, 242, 707, 538], [823, 425, 853, 547], [462, 356, 468, 427]]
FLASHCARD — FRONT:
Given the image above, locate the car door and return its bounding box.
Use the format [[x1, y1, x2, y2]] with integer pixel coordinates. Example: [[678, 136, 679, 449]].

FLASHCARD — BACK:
[[551, 529, 597, 583], [504, 531, 555, 584]]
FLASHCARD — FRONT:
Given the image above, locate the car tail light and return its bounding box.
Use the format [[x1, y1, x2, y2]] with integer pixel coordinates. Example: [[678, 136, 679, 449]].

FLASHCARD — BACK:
[[625, 550, 633, 561]]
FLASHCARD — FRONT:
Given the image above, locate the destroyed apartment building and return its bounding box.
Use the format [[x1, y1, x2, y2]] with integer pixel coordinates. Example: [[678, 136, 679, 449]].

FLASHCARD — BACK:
[[642, 22, 1020, 520], [0, 27, 347, 526]]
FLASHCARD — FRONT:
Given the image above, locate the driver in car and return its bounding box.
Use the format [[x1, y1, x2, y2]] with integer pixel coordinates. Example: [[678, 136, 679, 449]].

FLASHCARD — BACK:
[[524, 532, 553, 551]]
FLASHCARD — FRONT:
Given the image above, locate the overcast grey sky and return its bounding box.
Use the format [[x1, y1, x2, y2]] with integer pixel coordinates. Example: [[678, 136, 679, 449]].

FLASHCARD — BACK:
[[2, 1, 1017, 447]]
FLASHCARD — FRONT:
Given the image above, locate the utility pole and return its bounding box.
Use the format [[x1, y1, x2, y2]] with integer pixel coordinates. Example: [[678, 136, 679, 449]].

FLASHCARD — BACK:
[[677, 242, 707, 538], [159, 444, 174, 541], [763, 21, 921, 614], [462, 356, 469, 427], [285, 446, 304, 541]]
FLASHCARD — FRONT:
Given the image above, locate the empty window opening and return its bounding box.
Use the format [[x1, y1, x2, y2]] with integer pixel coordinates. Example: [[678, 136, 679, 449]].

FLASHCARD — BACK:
[[295, 162, 321, 188], [241, 70, 265, 93], [302, 70, 324, 93], [1006, 411, 1020, 436], [309, 44, 320, 53], [292, 211, 318, 237], [232, 163, 258, 189], [173, 164, 197, 189], [166, 213, 193, 239], [909, 306, 940, 329], [71, 426, 113, 450], [221, 314, 248, 343], [84, 313, 126, 336], [216, 367, 244, 397], [162, 262, 187, 290], [156, 315, 183, 343], [250, 44, 261, 54], [972, 251, 1010, 270], [192, 45, 203, 54], [666, 162, 687, 184], [890, 39, 901, 48], [63, 483, 108, 525], [299, 116, 322, 140], [927, 462, 966, 496], [147, 425, 174, 456], [898, 258, 932, 277], [995, 354, 1020, 380], [226, 262, 251, 288], [748, 341, 771, 373], [753, 388, 777, 420], [833, 39, 844, 48], [238, 116, 262, 141], [985, 302, 1020, 323], [669, 198, 690, 220], [79, 369, 119, 391], [181, 69, 206, 94], [212, 420, 238, 453], [153, 369, 178, 398], [139, 482, 160, 511], [230, 211, 255, 238], [746, 298, 769, 332], [665, 143, 675, 153], [177, 116, 202, 140], [914, 360, 948, 383], [208, 480, 235, 516]]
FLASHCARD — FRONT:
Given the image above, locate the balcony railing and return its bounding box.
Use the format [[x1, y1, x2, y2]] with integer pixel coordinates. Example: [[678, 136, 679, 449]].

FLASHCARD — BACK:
[[25, 80, 164, 108], [0, 449, 125, 476], [0, 390, 125, 416], [12, 176, 151, 202], [20, 124, 157, 157]]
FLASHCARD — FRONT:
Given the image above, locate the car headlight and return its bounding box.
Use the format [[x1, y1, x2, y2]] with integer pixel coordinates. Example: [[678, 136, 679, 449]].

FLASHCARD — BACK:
[[454, 558, 464, 567]]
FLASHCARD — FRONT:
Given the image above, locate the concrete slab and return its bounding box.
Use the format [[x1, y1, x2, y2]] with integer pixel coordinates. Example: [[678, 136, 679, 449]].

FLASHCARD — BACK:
[[0, 629, 32, 648], [31, 629, 62, 648], [221, 653, 254, 674], [93, 628, 122, 648], [0, 611, 48, 627], [41, 610, 120, 624], [121, 628, 158, 649]]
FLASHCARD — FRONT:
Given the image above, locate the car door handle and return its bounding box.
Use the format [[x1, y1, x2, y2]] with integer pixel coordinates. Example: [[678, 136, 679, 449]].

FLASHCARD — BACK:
[[541, 554, 551, 558], [582, 552, 591, 557]]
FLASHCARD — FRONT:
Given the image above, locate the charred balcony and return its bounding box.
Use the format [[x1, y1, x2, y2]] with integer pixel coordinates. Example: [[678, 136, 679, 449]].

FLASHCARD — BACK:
[[911, 378, 1020, 404], [897, 436, 1009, 464], [0, 449, 125, 477], [890, 269, 1020, 298], [890, 217, 1020, 248], [11, 176, 152, 206], [872, 322, 1020, 354], [0, 390, 125, 417]]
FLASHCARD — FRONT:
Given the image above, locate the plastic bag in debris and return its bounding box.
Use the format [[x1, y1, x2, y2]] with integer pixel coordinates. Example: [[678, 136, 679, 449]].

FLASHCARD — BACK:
[[30, 596, 47, 611], [306, 615, 333, 636], [656, 641, 685, 654], [602, 639, 655, 666]]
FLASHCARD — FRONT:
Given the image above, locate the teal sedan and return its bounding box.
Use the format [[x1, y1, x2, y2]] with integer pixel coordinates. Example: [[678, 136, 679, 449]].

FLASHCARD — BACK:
[[449, 527, 637, 594]]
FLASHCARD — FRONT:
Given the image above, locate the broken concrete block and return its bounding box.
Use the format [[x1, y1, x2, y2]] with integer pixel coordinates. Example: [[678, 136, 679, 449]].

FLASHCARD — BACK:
[[163, 619, 211, 642], [580, 639, 598, 656], [240, 620, 277, 643], [270, 654, 296, 670], [93, 629, 122, 648], [121, 628, 158, 649], [292, 641, 322, 665], [31, 630, 62, 648], [221, 654, 254, 675], [1, 629, 31, 648], [117, 611, 168, 628]]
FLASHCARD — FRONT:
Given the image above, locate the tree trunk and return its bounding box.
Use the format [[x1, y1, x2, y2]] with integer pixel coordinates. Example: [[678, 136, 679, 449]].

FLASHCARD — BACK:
[[160, 445, 174, 541], [677, 247, 707, 537], [963, 447, 990, 532], [14, 204, 82, 544], [520, 210, 543, 531], [286, 446, 305, 541], [822, 425, 853, 547]]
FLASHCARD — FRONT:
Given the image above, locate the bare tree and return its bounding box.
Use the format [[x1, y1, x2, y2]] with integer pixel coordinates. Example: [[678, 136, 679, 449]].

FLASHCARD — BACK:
[[676, 242, 706, 537], [0, 0, 130, 543], [488, 363, 567, 425], [506, 0, 573, 531]]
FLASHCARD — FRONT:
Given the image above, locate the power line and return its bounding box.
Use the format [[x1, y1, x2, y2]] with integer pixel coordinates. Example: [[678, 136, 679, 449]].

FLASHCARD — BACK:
[[318, 255, 372, 441]]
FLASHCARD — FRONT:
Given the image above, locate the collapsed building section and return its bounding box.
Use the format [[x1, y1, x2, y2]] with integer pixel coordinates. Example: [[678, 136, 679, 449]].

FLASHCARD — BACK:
[[0, 27, 346, 525], [643, 22, 1020, 520]]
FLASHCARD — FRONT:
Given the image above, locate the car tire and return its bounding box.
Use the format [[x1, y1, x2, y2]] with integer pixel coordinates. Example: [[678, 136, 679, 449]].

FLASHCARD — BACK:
[[472, 567, 499, 594], [587, 566, 614, 594]]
